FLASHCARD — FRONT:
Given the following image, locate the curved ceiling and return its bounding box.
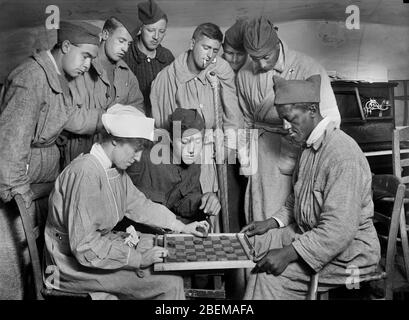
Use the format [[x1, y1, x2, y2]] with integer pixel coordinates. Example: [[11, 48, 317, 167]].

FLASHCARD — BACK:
[[0, 0, 408, 31]]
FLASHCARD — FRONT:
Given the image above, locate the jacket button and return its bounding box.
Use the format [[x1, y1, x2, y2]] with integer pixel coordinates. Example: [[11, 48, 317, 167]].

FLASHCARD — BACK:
[[136, 270, 145, 278]]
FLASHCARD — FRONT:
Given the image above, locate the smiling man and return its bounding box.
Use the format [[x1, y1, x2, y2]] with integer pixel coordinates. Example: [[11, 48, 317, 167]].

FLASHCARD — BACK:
[[241, 75, 380, 300], [124, 0, 174, 117], [236, 16, 340, 226], [150, 22, 244, 200], [62, 16, 145, 167]]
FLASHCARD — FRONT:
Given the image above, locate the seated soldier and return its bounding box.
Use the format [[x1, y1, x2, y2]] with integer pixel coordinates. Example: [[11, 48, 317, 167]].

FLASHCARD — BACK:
[[44, 108, 209, 300], [126, 108, 221, 225], [241, 75, 380, 300]]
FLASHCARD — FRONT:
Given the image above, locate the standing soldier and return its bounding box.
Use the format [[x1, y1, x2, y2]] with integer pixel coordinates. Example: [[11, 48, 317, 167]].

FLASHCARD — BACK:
[[124, 0, 174, 116], [150, 23, 244, 232], [63, 16, 145, 166], [236, 16, 340, 224], [0, 21, 102, 299]]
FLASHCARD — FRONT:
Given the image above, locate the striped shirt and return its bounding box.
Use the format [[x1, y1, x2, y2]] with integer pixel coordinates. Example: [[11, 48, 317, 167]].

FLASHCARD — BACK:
[[124, 41, 174, 117]]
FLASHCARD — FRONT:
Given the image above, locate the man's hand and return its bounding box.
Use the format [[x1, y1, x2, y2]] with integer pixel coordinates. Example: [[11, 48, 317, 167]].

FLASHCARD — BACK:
[[252, 245, 299, 276], [182, 220, 210, 237], [240, 218, 279, 237], [199, 192, 221, 216], [140, 246, 168, 268]]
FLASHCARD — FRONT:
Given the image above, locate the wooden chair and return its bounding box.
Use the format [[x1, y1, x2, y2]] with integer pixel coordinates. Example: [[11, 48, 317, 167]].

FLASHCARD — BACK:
[[392, 126, 409, 283], [308, 174, 409, 300], [14, 183, 90, 300]]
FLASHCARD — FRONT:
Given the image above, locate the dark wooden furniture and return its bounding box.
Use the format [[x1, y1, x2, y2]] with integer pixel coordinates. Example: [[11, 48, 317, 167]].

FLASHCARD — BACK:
[[331, 81, 398, 152], [308, 174, 408, 300]]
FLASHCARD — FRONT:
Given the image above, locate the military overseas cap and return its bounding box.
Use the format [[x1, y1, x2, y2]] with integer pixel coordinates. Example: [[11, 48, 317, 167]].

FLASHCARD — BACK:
[[224, 18, 248, 52], [169, 108, 205, 136], [111, 15, 143, 36], [102, 105, 154, 141], [243, 16, 279, 58], [58, 21, 101, 46], [138, 0, 166, 25], [274, 75, 321, 105]]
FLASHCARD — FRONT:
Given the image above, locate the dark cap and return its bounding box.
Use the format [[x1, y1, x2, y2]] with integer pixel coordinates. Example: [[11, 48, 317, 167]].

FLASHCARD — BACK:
[[58, 21, 101, 46], [243, 16, 279, 58], [138, 0, 166, 25], [274, 75, 321, 105], [224, 18, 247, 52], [170, 108, 205, 136]]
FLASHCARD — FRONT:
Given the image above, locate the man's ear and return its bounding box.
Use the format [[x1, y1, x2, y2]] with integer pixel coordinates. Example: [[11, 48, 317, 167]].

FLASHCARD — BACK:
[[308, 103, 318, 115], [101, 29, 110, 41], [190, 38, 195, 50], [61, 40, 71, 54]]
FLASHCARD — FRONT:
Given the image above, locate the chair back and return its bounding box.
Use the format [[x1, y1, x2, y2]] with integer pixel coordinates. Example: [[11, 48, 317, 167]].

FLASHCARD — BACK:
[[14, 183, 54, 300], [393, 126, 409, 184], [372, 174, 408, 299]]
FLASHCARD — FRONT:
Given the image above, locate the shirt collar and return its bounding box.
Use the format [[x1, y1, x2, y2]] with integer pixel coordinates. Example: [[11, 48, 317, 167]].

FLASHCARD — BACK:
[[305, 117, 332, 150], [92, 55, 129, 76], [132, 39, 167, 64], [90, 143, 112, 170], [46, 50, 62, 75], [174, 51, 217, 84]]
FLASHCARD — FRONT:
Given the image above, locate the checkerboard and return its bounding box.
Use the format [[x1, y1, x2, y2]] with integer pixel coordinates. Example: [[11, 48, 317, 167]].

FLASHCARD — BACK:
[[153, 233, 255, 271]]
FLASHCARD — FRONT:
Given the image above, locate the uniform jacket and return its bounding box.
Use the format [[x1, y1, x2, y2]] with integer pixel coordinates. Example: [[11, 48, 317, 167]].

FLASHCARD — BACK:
[[275, 123, 380, 276], [0, 50, 101, 202]]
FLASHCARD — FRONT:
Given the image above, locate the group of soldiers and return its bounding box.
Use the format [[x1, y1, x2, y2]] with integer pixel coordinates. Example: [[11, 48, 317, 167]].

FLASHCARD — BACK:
[[0, 0, 381, 300]]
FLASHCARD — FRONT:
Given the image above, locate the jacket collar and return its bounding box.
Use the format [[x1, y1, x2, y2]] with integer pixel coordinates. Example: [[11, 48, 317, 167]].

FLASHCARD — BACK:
[[131, 39, 168, 64], [174, 51, 219, 84], [306, 120, 338, 152], [92, 55, 129, 76], [32, 50, 63, 93]]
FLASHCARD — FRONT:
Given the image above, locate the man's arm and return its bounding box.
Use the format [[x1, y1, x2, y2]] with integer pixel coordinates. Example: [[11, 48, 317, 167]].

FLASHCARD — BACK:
[[150, 68, 173, 131], [217, 62, 245, 150], [124, 70, 146, 114], [0, 69, 40, 202], [66, 171, 143, 270], [124, 173, 185, 232], [291, 159, 364, 272]]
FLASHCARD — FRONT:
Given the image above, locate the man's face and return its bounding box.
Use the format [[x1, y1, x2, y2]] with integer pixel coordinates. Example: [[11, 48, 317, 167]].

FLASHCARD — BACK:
[[140, 18, 167, 51], [222, 43, 247, 72], [250, 43, 280, 73], [276, 104, 315, 144], [112, 140, 143, 170], [62, 42, 98, 77], [191, 35, 221, 71], [173, 130, 203, 165], [103, 26, 133, 62]]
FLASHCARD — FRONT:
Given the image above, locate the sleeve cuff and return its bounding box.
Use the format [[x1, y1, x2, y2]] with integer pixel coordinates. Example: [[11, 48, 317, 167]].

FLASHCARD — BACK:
[[127, 248, 142, 269], [273, 217, 285, 228], [170, 220, 185, 233], [11, 184, 31, 198], [291, 240, 321, 272]]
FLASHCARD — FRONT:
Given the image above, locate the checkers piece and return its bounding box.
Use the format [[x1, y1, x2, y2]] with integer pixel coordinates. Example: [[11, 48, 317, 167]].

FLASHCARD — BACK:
[[187, 255, 197, 261], [193, 239, 202, 245], [225, 247, 234, 254]]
